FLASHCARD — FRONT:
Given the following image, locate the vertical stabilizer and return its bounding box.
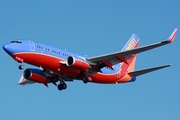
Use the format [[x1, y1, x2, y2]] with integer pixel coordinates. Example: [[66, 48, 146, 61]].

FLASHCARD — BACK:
[[120, 34, 139, 74], [121, 34, 139, 51]]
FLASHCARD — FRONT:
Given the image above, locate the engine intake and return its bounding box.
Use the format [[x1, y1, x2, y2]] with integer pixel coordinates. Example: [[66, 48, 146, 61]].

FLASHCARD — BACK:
[[66, 56, 89, 70], [24, 68, 46, 83]]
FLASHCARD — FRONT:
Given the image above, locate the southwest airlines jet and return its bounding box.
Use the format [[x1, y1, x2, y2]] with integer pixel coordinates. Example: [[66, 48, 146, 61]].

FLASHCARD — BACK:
[[3, 28, 177, 91]]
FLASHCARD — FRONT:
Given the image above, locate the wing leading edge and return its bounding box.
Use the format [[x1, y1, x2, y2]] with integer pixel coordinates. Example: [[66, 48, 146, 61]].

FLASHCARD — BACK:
[[87, 28, 177, 66]]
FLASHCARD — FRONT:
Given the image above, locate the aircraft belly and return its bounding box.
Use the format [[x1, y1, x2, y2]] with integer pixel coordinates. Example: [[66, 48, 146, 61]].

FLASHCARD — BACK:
[[91, 73, 132, 84]]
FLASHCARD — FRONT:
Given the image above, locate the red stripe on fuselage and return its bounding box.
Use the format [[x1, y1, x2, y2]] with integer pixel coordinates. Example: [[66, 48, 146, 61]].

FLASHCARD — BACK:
[[12, 52, 81, 77]]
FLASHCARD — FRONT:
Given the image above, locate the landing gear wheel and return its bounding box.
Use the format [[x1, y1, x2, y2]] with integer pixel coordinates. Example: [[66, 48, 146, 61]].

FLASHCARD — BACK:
[[18, 65, 24, 70], [62, 83, 67, 89], [83, 78, 88, 84], [57, 83, 67, 91], [83, 77, 92, 84], [58, 84, 63, 91]]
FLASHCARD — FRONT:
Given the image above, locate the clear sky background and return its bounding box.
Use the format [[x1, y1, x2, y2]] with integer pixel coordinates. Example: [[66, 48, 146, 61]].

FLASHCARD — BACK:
[[0, 0, 179, 120]]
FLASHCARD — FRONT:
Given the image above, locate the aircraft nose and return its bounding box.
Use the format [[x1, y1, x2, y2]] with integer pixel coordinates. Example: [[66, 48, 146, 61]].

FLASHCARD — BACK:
[[3, 44, 8, 51], [2, 44, 12, 55]]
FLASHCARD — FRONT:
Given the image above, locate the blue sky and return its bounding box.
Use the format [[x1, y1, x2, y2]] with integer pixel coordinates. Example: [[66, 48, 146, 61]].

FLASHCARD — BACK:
[[0, 0, 179, 120]]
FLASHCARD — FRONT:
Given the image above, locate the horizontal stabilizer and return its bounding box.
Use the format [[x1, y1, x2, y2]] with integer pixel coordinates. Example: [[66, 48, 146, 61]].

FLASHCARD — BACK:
[[128, 64, 171, 77]]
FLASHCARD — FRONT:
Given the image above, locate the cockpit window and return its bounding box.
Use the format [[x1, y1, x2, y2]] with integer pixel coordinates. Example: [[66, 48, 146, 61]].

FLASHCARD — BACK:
[[11, 41, 22, 44]]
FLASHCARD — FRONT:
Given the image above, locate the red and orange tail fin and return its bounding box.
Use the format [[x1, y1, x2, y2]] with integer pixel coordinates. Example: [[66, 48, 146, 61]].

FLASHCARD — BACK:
[[120, 34, 139, 73]]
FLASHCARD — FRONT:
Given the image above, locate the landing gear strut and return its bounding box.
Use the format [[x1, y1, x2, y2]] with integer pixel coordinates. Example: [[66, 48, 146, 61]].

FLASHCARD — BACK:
[[57, 77, 67, 91]]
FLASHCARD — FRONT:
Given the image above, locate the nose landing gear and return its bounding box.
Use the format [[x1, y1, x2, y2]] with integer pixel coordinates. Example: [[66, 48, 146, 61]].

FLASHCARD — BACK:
[[14, 56, 24, 70], [18, 64, 24, 70]]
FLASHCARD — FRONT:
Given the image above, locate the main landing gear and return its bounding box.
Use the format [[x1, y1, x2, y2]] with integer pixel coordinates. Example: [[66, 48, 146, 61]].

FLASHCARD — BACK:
[[82, 71, 92, 83], [83, 76, 92, 84], [57, 78, 67, 91]]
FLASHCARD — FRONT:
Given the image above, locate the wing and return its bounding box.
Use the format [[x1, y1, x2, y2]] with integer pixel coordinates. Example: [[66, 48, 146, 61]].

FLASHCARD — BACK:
[[87, 28, 177, 68]]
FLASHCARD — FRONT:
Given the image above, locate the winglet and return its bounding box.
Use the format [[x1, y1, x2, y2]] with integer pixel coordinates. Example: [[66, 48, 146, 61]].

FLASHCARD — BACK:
[[166, 28, 178, 43]]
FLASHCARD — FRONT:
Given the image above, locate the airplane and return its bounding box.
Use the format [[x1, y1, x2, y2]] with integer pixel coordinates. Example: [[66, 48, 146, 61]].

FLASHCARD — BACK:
[[2, 28, 177, 91]]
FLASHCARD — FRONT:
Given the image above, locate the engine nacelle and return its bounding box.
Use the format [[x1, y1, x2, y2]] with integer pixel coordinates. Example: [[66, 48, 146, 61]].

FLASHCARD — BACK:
[[23, 68, 46, 83], [66, 56, 89, 70]]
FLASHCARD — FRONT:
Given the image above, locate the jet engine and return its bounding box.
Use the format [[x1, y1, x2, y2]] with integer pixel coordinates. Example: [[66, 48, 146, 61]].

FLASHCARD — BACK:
[[66, 56, 90, 70], [23, 68, 47, 83]]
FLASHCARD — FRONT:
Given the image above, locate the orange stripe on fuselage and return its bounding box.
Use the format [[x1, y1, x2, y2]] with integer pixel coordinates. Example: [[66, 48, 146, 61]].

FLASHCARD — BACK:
[[116, 56, 136, 83], [91, 55, 137, 84]]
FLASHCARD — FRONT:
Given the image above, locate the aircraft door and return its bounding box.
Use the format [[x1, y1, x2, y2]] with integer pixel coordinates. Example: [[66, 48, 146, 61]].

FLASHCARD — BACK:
[[28, 40, 35, 51]]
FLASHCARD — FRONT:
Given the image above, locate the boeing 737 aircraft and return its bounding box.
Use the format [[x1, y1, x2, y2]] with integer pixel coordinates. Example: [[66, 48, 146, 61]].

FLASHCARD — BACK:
[[3, 28, 177, 91]]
